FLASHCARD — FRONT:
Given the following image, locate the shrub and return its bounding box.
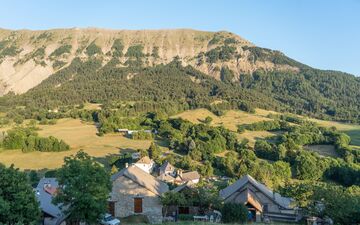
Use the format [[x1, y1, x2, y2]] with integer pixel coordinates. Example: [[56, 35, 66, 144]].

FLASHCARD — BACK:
[[50, 44, 72, 57], [131, 131, 153, 140], [52, 60, 67, 69], [221, 202, 248, 223], [86, 42, 102, 56], [204, 116, 213, 125], [111, 39, 124, 57], [125, 45, 144, 58]]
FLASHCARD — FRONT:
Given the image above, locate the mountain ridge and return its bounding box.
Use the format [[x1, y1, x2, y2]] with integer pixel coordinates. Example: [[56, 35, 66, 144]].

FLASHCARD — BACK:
[[0, 27, 300, 95], [0, 28, 359, 123]]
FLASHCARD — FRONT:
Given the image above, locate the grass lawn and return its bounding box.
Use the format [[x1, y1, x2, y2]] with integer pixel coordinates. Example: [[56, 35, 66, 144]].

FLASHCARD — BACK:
[[0, 118, 154, 170]]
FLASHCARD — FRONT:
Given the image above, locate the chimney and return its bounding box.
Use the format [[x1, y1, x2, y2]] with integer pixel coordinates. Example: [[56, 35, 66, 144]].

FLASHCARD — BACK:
[[177, 169, 183, 177], [125, 162, 129, 168]]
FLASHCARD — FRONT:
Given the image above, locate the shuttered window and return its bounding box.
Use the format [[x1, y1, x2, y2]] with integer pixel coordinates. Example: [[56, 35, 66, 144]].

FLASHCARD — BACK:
[[134, 198, 143, 213]]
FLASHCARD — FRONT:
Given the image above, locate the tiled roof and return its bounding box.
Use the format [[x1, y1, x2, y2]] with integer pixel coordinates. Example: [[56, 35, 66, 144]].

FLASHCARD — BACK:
[[35, 178, 68, 225], [219, 174, 293, 209], [111, 165, 169, 196], [136, 156, 153, 164], [181, 171, 200, 181]]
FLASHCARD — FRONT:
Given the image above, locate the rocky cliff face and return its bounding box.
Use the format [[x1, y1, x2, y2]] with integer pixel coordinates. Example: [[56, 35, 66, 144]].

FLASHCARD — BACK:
[[0, 28, 299, 95]]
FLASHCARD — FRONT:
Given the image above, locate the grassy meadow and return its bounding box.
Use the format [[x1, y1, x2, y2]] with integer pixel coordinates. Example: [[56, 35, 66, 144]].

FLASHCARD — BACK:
[[308, 118, 360, 146], [174, 108, 360, 151], [0, 118, 153, 170], [173, 108, 276, 147], [0, 107, 359, 170]]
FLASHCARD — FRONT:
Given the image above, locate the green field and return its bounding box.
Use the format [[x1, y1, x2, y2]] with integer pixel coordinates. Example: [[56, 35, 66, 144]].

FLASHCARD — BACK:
[[175, 108, 360, 150], [308, 118, 360, 147], [173, 108, 276, 147], [0, 108, 359, 170], [0, 118, 155, 170]]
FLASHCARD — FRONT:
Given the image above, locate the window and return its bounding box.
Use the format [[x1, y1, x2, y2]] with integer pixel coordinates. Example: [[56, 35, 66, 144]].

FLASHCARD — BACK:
[[108, 201, 115, 216], [263, 204, 268, 212], [134, 198, 143, 213]]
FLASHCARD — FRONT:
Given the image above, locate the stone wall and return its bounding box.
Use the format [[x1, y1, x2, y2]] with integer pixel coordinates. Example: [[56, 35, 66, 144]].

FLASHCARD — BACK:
[[110, 176, 163, 224]]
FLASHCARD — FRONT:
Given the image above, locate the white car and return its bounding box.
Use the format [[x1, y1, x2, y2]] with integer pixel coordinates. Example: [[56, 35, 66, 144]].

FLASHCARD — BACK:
[[101, 213, 121, 225]]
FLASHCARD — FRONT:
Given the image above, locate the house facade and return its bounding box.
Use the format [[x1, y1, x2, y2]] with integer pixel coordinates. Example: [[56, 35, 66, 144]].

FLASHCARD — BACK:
[[220, 174, 301, 222], [157, 162, 200, 185], [110, 165, 169, 224], [134, 156, 155, 174], [175, 170, 200, 184]]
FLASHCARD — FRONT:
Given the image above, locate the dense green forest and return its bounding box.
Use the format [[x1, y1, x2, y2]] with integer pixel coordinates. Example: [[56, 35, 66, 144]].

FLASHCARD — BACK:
[[0, 43, 359, 124], [0, 126, 70, 152]]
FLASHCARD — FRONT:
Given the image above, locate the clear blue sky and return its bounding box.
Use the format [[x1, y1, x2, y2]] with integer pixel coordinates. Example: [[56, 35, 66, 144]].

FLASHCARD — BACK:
[[1, 0, 359, 76]]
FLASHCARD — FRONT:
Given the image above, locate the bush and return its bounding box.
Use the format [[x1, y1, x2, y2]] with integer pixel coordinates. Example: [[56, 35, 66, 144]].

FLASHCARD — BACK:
[[204, 116, 213, 125], [125, 45, 144, 58], [50, 44, 72, 57], [221, 202, 248, 223], [131, 131, 153, 140], [3, 127, 70, 152], [86, 42, 102, 56], [111, 39, 124, 57]]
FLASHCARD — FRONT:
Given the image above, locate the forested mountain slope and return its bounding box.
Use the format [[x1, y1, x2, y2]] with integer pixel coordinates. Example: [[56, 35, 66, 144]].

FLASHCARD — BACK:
[[0, 28, 359, 123]]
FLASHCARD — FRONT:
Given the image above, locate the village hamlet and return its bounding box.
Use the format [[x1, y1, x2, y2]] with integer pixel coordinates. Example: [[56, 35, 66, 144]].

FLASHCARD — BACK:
[[1, 2, 360, 225], [35, 153, 308, 225]]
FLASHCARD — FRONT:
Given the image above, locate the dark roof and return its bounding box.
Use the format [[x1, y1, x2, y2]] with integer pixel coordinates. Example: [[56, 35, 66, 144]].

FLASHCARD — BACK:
[[35, 178, 68, 225], [180, 171, 200, 181], [159, 161, 175, 174], [171, 181, 194, 193], [219, 174, 293, 209], [111, 165, 169, 196]]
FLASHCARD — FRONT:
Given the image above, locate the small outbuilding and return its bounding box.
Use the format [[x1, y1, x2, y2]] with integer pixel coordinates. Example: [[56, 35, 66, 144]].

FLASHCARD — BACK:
[[134, 156, 155, 174], [219, 174, 301, 222]]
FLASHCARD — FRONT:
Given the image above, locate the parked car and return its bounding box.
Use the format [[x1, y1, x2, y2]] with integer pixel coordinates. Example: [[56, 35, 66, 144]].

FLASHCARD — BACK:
[[101, 214, 120, 225]]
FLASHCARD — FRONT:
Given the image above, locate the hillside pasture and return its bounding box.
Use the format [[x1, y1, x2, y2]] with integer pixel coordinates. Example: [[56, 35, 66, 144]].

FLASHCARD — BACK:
[[308, 118, 360, 146], [0, 118, 153, 170], [174, 108, 277, 147], [173, 108, 273, 132]]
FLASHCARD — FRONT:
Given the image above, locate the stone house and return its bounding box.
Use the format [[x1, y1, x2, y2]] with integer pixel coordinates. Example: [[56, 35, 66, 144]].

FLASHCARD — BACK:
[[158, 161, 176, 177], [134, 156, 155, 174], [175, 170, 200, 184], [110, 165, 169, 224], [219, 174, 301, 222], [157, 162, 200, 185]]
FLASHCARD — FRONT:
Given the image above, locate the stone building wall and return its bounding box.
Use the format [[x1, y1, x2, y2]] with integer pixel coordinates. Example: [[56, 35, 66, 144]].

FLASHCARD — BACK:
[[110, 176, 163, 224]]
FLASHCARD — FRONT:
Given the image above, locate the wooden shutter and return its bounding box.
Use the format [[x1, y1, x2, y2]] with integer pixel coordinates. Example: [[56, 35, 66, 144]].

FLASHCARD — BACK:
[[134, 198, 143, 213], [108, 201, 115, 216]]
